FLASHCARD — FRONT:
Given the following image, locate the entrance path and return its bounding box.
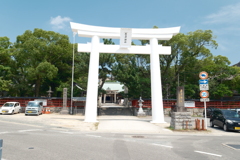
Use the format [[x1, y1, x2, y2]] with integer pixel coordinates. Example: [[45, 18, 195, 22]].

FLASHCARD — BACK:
[[97, 116, 171, 134], [100, 103, 125, 108]]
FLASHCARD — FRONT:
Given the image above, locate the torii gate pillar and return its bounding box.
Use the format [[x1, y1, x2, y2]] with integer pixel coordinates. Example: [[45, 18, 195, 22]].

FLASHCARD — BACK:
[[70, 22, 180, 123], [150, 38, 164, 123], [84, 35, 100, 122]]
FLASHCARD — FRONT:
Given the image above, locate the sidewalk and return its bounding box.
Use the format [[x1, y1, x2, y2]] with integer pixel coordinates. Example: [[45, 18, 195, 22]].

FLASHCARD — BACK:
[[45, 114, 240, 136], [50, 115, 239, 136], [3, 113, 240, 136]]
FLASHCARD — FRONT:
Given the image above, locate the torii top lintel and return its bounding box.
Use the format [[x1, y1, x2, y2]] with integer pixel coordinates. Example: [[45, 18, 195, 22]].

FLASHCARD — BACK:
[[70, 22, 180, 40]]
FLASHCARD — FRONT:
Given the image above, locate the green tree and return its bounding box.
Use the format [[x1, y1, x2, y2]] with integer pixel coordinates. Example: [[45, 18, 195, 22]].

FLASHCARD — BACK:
[[0, 37, 12, 96], [159, 30, 218, 99], [112, 29, 218, 99], [201, 55, 236, 99], [112, 54, 151, 99], [12, 29, 72, 97]]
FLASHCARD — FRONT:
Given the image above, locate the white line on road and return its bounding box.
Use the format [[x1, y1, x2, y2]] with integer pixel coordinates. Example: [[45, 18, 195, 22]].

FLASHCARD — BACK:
[[0, 132, 9, 134], [18, 129, 43, 132], [152, 143, 173, 148], [59, 131, 74, 134], [86, 135, 101, 138], [0, 120, 42, 128], [194, 150, 222, 157]]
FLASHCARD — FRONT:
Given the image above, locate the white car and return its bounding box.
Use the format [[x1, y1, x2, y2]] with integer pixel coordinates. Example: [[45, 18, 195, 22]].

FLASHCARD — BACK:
[[25, 101, 43, 116], [0, 102, 21, 115]]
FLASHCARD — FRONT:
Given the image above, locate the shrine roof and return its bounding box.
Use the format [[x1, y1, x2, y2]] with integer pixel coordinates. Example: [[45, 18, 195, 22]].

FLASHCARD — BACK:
[[102, 82, 124, 92]]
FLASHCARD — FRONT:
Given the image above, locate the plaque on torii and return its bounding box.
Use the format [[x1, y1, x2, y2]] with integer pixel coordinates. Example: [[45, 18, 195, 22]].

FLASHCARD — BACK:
[[70, 22, 180, 123]]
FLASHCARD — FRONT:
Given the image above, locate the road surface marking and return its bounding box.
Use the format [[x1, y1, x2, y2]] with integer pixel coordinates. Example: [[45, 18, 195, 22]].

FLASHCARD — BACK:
[[86, 135, 101, 138], [0, 132, 9, 134], [152, 143, 173, 148], [194, 150, 222, 157], [59, 131, 74, 134], [0, 120, 42, 128], [18, 129, 43, 132]]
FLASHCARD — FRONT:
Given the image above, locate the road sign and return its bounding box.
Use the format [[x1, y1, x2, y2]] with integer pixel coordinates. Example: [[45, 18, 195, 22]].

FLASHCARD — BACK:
[[199, 84, 209, 90], [200, 98, 210, 102], [200, 90, 209, 98], [199, 79, 208, 84], [199, 71, 208, 79]]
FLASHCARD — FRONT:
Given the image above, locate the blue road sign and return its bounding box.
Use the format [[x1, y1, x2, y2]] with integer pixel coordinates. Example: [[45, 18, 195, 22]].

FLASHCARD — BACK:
[[199, 79, 208, 84]]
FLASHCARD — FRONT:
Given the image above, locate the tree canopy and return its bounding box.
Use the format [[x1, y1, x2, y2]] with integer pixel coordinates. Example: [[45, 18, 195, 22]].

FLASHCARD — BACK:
[[1, 28, 240, 100]]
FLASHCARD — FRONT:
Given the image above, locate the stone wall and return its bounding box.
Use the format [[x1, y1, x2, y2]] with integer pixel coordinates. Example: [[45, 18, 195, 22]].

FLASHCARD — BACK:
[[164, 108, 204, 117], [170, 112, 195, 130]]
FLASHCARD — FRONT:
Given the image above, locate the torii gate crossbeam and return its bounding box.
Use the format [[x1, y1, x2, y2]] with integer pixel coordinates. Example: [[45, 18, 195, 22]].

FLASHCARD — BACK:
[[70, 22, 180, 123]]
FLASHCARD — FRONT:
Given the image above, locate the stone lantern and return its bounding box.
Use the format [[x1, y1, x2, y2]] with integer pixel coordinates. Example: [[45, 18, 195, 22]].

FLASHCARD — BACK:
[[137, 97, 146, 116]]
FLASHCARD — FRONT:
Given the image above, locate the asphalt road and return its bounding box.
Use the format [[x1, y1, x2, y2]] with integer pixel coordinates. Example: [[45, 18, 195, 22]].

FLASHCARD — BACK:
[[1, 114, 240, 160]]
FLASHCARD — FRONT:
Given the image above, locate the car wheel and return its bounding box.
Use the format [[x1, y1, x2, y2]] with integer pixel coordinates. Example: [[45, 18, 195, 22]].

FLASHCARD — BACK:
[[210, 121, 214, 127], [223, 124, 228, 131], [25, 114, 28, 116], [11, 110, 14, 115]]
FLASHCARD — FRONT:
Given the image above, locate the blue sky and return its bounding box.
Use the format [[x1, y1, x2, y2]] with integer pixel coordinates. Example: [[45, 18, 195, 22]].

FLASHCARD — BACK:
[[1, 0, 240, 65]]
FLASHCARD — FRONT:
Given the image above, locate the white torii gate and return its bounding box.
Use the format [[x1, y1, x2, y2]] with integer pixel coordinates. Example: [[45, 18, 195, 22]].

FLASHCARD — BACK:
[[70, 22, 180, 123]]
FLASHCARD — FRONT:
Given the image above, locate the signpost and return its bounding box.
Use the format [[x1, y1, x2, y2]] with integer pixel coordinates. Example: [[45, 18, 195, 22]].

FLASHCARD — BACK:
[[199, 79, 209, 90], [199, 71, 209, 130], [0, 139, 3, 160]]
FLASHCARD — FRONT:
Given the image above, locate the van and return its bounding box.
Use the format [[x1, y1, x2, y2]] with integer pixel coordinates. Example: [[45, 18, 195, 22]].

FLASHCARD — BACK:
[[25, 101, 43, 116], [0, 102, 21, 115]]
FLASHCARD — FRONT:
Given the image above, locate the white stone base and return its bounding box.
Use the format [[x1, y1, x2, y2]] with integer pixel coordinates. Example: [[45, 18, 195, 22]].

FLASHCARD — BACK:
[[150, 121, 167, 124], [84, 120, 99, 123]]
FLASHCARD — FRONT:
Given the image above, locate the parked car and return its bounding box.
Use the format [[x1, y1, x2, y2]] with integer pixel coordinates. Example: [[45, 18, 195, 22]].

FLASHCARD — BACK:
[[203, 107, 217, 118], [229, 108, 240, 115], [0, 102, 21, 115], [210, 109, 240, 131], [25, 101, 43, 116]]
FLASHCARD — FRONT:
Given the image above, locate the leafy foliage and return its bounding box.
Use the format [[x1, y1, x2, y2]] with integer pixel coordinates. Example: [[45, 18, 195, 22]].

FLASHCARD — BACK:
[[1, 28, 240, 100]]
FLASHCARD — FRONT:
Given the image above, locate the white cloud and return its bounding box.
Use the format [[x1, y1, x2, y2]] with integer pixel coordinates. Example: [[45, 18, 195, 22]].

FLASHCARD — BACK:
[[204, 3, 240, 24], [50, 16, 72, 30]]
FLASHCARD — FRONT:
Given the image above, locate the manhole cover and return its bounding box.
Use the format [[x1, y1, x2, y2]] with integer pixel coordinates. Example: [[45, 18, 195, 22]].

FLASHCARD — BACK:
[[132, 136, 144, 138], [224, 144, 240, 150]]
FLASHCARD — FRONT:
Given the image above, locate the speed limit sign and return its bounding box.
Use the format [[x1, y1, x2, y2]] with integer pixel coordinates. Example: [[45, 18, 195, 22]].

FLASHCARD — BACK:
[[200, 90, 209, 98]]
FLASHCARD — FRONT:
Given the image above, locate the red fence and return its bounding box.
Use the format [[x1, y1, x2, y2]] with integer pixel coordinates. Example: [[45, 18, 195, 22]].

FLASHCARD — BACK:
[[1, 97, 240, 109], [131, 99, 240, 109], [0, 98, 85, 108]]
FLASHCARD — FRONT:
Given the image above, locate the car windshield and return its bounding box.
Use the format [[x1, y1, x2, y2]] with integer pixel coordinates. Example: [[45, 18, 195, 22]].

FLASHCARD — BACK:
[[27, 102, 40, 107], [3, 103, 14, 107], [222, 110, 240, 118]]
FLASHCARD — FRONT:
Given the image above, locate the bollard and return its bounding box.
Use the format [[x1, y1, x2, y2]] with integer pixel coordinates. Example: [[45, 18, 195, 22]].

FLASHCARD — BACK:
[[196, 119, 200, 130], [202, 119, 205, 130], [0, 139, 3, 160]]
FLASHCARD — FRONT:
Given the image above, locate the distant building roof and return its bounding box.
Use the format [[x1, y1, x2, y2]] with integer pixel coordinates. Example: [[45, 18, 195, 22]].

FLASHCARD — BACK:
[[102, 82, 124, 92], [233, 62, 240, 67]]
